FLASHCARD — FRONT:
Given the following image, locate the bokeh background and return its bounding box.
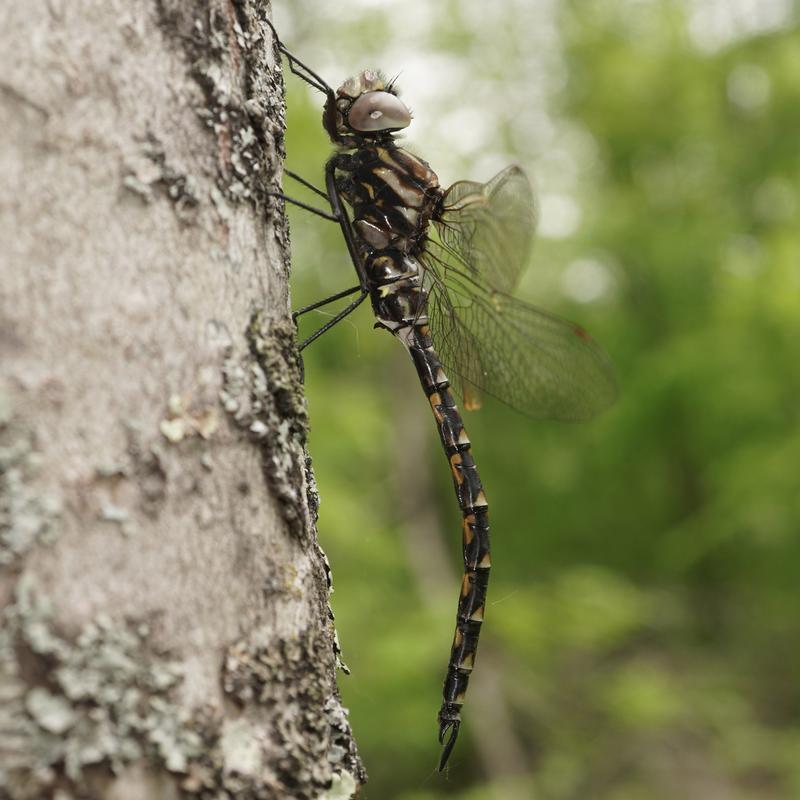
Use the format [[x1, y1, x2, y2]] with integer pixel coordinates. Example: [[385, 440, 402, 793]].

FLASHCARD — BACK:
[[272, 1, 800, 797]]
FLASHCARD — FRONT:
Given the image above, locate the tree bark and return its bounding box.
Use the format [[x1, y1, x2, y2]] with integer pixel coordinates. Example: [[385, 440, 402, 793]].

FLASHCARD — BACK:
[[0, 1, 363, 798]]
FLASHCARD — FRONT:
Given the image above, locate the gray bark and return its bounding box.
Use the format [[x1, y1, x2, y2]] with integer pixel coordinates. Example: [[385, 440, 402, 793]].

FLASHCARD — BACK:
[[0, 1, 363, 798]]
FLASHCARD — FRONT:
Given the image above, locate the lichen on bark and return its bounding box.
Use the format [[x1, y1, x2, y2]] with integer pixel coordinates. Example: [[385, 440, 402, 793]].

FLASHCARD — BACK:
[[220, 314, 310, 541], [0, 0, 362, 797], [1, 575, 363, 799], [0, 576, 199, 798], [0, 399, 63, 567]]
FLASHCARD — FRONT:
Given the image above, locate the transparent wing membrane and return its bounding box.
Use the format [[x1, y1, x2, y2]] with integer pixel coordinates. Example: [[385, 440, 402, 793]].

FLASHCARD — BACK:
[[435, 165, 538, 294], [423, 189, 617, 420]]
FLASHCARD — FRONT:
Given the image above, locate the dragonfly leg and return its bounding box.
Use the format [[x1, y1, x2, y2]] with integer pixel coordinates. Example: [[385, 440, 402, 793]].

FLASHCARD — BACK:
[[285, 169, 329, 201], [265, 19, 333, 95], [293, 284, 363, 321], [267, 192, 339, 223], [297, 290, 369, 351]]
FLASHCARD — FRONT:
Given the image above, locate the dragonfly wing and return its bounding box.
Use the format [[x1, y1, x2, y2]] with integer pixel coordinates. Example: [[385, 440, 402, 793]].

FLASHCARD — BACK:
[[422, 249, 618, 421], [435, 165, 538, 294]]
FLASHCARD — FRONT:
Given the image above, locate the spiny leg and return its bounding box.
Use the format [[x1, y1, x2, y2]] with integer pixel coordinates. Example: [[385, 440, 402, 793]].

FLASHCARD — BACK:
[[293, 284, 363, 322], [265, 19, 333, 96], [271, 169, 336, 220], [264, 26, 370, 347], [297, 290, 369, 351], [288, 176, 374, 355], [268, 191, 339, 222], [285, 169, 329, 201], [280, 48, 329, 94], [276, 165, 367, 343], [263, 24, 338, 221]]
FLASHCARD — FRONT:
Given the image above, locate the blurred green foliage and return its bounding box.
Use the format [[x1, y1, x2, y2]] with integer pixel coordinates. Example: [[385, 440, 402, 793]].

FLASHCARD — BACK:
[[276, 1, 800, 797]]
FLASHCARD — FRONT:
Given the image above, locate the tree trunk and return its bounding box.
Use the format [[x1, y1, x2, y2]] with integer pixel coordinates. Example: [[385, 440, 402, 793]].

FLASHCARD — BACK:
[[0, 1, 363, 798]]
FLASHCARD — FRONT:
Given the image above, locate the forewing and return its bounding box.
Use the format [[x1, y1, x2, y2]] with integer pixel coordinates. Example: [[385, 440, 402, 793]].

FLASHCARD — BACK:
[[435, 165, 538, 294], [422, 249, 618, 421]]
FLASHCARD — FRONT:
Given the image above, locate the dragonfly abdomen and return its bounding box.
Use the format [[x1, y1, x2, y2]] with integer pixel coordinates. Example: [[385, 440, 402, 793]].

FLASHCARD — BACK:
[[336, 115, 494, 772], [403, 323, 491, 769], [365, 251, 429, 332], [340, 137, 494, 768]]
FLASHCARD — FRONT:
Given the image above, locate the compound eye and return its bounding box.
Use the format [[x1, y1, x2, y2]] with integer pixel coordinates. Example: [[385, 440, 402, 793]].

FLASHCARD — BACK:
[[348, 91, 411, 132]]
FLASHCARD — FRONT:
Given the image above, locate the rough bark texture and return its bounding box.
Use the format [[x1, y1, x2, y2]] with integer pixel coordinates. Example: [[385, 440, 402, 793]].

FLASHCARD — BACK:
[[0, 1, 363, 798]]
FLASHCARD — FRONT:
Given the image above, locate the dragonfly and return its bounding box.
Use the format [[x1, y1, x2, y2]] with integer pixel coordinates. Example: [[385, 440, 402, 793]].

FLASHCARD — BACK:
[[266, 22, 617, 771]]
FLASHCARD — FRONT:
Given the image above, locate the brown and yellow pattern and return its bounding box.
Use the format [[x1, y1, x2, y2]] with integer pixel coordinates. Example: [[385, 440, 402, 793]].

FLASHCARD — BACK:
[[270, 28, 615, 772], [330, 135, 491, 768]]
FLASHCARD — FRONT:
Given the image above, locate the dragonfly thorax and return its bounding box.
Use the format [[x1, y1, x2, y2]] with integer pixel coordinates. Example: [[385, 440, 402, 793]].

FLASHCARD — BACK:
[[338, 144, 441, 260]]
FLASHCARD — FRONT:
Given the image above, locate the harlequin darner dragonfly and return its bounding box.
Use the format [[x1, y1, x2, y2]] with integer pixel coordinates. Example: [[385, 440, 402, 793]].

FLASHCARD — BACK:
[[266, 23, 617, 770]]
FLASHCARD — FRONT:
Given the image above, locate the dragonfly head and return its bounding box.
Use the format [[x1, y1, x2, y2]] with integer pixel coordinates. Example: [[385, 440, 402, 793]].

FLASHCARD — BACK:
[[324, 70, 412, 142]]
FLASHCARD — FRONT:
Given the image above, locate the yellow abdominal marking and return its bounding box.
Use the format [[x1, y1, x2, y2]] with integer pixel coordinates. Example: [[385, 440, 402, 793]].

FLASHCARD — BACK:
[[462, 514, 476, 545], [469, 605, 485, 622], [428, 392, 444, 422], [450, 452, 464, 484]]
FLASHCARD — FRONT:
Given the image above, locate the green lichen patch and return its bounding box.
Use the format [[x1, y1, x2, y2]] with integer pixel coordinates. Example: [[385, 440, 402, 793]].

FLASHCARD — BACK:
[[220, 312, 310, 541], [0, 577, 202, 799], [319, 770, 358, 800], [0, 583, 363, 800], [171, 628, 365, 799], [0, 403, 63, 568], [215, 626, 364, 799]]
